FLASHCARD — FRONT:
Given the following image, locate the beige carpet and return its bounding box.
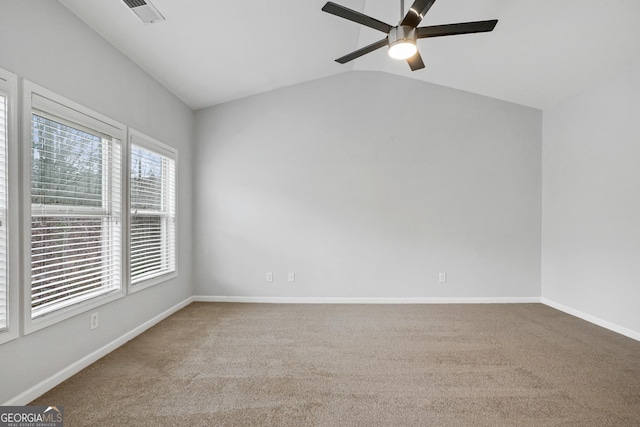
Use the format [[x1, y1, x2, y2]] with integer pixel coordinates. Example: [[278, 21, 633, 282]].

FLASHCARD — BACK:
[[32, 303, 640, 426]]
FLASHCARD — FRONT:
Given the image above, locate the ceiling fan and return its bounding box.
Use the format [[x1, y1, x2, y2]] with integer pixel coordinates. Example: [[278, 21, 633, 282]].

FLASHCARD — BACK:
[[322, 0, 498, 71]]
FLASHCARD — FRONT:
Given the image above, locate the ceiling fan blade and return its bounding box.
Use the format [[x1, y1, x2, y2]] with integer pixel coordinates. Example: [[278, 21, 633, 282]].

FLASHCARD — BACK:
[[322, 2, 392, 34], [417, 20, 498, 39], [407, 51, 425, 71], [335, 37, 389, 64], [400, 0, 437, 28]]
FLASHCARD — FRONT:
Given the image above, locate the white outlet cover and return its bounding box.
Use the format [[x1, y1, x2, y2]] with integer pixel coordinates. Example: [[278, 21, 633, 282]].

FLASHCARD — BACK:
[[90, 312, 99, 329]]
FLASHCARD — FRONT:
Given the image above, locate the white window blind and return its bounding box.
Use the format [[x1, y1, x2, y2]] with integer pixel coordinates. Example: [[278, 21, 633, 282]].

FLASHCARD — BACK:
[[130, 141, 176, 285], [30, 111, 122, 319], [0, 93, 7, 331]]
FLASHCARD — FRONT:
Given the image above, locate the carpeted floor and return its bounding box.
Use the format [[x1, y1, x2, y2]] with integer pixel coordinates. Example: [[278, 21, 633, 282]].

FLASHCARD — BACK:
[[32, 303, 640, 426]]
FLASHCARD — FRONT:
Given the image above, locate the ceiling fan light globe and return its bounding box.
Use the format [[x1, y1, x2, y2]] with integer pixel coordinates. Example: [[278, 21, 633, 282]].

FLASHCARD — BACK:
[[388, 41, 417, 60]]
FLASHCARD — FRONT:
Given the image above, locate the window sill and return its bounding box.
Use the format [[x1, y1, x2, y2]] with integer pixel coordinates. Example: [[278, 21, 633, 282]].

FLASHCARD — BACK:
[[24, 288, 125, 335], [129, 270, 178, 294], [0, 329, 19, 345]]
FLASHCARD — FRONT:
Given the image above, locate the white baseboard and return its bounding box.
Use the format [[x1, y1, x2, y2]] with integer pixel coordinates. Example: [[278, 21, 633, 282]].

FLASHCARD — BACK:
[[192, 295, 541, 304], [542, 298, 640, 342], [3, 296, 194, 406]]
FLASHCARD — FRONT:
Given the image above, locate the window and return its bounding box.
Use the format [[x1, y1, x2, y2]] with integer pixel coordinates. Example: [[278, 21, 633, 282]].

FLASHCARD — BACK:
[[129, 130, 176, 290], [0, 67, 17, 344], [24, 82, 125, 332]]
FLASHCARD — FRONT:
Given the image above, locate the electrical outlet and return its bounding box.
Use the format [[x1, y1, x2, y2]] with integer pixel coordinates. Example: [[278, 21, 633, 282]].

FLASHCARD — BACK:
[[438, 272, 446, 283], [90, 312, 99, 330], [266, 272, 273, 282], [288, 272, 295, 282]]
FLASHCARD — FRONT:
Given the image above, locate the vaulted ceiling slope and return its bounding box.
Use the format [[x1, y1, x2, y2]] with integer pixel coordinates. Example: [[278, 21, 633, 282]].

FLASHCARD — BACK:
[[58, 0, 640, 110]]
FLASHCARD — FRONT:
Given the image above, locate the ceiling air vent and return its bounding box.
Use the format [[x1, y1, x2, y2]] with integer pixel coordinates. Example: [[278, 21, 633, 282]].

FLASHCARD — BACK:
[[122, 0, 165, 24]]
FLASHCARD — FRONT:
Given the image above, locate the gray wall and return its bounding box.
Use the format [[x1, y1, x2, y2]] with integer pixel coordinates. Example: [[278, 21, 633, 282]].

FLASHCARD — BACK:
[[194, 72, 542, 299], [0, 1, 194, 403], [542, 64, 640, 335]]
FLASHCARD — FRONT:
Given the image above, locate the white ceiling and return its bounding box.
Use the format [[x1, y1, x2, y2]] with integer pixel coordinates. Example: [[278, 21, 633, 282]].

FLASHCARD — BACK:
[[58, 0, 640, 110]]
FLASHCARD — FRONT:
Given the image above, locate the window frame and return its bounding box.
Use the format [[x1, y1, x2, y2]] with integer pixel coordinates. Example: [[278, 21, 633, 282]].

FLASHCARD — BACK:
[[22, 81, 126, 334], [0, 67, 19, 345], [127, 128, 178, 293]]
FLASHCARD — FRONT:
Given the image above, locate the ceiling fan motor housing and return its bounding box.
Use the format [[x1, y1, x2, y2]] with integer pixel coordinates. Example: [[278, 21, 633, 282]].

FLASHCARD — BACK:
[[388, 25, 417, 47]]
